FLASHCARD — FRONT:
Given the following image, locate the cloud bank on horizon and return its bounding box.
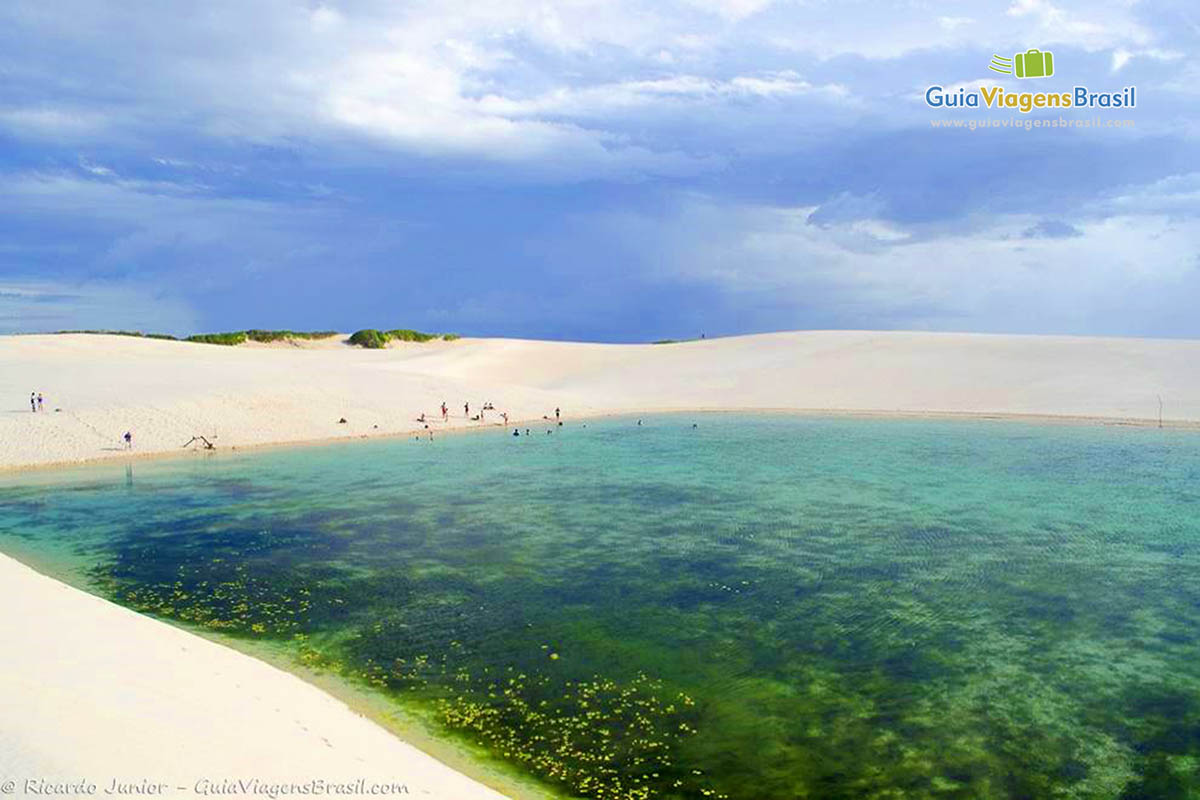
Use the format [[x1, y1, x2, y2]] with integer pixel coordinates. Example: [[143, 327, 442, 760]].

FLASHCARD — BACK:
[[1, 0, 1198, 340]]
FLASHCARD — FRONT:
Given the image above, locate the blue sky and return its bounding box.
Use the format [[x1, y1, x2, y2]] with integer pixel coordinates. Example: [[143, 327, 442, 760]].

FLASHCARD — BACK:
[[1, 0, 1198, 341]]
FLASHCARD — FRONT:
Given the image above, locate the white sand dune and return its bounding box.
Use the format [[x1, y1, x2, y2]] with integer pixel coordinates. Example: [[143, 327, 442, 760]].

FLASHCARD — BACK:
[[2, 330, 1198, 471], [2, 329, 1199, 798], [0, 552, 510, 799]]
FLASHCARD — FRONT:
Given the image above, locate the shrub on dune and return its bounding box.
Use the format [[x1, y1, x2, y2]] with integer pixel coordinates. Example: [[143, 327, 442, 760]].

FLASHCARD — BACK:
[[386, 328, 437, 343], [245, 330, 339, 343], [186, 332, 249, 346], [348, 329, 390, 349], [348, 328, 459, 348]]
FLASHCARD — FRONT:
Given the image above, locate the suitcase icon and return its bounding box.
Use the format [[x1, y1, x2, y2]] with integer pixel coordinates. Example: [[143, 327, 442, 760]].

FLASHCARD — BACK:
[[1014, 49, 1054, 79]]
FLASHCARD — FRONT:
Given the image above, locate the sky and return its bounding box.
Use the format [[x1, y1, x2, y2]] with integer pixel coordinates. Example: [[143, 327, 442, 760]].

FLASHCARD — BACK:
[[1, 0, 1198, 341]]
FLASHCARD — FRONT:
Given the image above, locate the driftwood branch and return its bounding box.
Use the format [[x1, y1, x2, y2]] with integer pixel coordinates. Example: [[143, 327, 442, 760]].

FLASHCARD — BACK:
[[182, 435, 216, 450]]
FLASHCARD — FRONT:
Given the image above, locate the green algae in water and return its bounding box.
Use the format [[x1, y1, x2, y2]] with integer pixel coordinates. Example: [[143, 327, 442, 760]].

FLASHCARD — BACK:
[[3, 414, 1200, 799]]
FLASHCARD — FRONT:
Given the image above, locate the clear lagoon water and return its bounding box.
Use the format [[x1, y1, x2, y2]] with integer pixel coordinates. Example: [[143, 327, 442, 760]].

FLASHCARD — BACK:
[[3, 414, 1200, 799]]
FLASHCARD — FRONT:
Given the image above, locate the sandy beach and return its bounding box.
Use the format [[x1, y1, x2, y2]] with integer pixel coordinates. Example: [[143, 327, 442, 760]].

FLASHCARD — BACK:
[[0, 551, 510, 799], [3, 330, 1199, 472], [4, 329, 1200, 799]]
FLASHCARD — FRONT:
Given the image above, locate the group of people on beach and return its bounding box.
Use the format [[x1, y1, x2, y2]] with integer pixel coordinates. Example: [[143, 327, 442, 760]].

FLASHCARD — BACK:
[[417, 401, 562, 439], [430, 401, 559, 427], [456, 400, 498, 423]]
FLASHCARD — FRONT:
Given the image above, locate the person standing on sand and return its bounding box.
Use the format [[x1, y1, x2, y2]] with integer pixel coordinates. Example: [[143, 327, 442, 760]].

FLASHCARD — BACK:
[[464, 402, 469, 417], [30, 392, 36, 412], [37, 393, 44, 411], [555, 407, 560, 421], [441, 402, 448, 421], [502, 412, 508, 426], [123, 431, 133, 450]]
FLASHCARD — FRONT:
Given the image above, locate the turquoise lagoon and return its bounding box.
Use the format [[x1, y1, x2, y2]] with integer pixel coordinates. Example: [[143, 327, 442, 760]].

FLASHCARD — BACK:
[[2, 414, 1200, 799]]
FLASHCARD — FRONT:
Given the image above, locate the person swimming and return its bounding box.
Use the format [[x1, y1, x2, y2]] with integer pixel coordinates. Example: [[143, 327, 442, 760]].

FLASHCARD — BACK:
[[513, 429, 520, 437]]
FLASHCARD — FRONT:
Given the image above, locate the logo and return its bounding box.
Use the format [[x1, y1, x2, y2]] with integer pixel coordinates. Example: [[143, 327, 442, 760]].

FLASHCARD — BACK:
[[924, 48, 1136, 115], [989, 49, 1055, 79]]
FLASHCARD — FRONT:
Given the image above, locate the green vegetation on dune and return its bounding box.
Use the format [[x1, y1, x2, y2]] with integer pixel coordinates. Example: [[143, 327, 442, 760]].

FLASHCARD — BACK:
[[51, 328, 454, 346], [186, 331, 248, 346], [244, 329, 339, 343], [54, 329, 338, 345], [187, 330, 339, 345], [388, 328, 438, 343], [349, 328, 460, 348], [348, 329, 389, 348]]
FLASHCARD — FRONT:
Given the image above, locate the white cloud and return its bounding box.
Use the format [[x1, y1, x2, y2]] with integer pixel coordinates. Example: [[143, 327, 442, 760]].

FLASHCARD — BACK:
[[1, 0, 1181, 179], [0, 0, 1189, 183], [682, 0, 775, 22], [309, 5, 343, 32], [1098, 172, 1200, 218], [938, 17, 974, 32], [759, 0, 1154, 59], [1111, 49, 1133, 72], [591, 192, 1200, 335], [78, 159, 115, 177], [1111, 46, 1184, 72], [1004, 0, 1149, 50], [476, 72, 847, 119], [0, 107, 109, 140]]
